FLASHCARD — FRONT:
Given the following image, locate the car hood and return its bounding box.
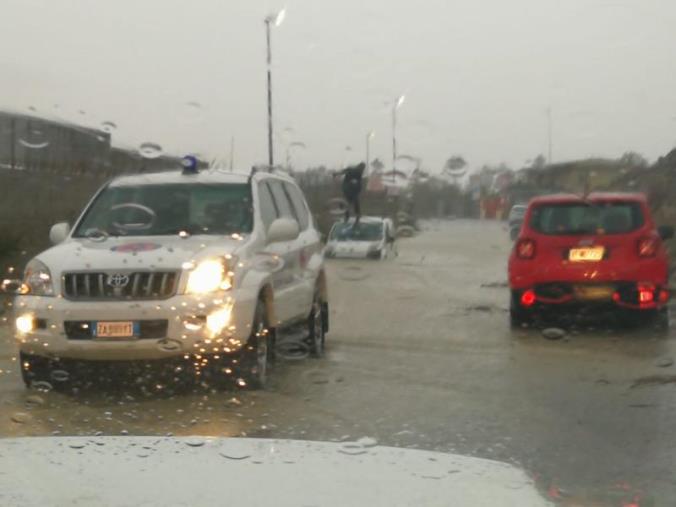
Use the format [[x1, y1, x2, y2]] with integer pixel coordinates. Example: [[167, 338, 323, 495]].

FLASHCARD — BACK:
[[35, 235, 247, 272], [0, 437, 550, 507]]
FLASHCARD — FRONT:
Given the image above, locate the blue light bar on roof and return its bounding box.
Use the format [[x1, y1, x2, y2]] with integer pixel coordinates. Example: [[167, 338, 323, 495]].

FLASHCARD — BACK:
[[181, 155, 199, 174]]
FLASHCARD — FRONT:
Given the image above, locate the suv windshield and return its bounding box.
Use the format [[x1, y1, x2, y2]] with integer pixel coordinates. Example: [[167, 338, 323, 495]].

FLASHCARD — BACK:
[[330, 222, 383, 241], [73, 183, 253, 237], [529, 201, 644, 235]]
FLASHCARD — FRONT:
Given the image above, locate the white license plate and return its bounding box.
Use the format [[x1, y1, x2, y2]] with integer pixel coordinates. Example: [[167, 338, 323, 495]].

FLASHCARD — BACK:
[[569, 246, 604, 262], [95, 321, 135, 338]]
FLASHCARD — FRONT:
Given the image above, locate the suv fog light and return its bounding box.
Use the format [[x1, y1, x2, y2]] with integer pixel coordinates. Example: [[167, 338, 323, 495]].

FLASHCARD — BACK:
[[206, 306, 232, 336], [183, 315, 206, 331], [16, 314, 35, 334]]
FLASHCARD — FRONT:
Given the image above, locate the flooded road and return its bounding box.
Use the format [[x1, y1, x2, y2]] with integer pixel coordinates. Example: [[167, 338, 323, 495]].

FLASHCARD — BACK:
[[2, 219, 675, 504]]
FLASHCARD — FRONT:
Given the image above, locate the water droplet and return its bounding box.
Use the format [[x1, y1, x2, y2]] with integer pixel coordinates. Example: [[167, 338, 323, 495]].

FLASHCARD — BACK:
[[542, 328, 566, 340], [184, 101, 204, 122], [276, 339, 310, 361], [68, 442, 87, 449], [11, 412, 31, 424], [25, 394, 45, 407], [120, 430, 129, 435], [185, 438, 205, 447], [219, 442, 251, 460], [356, 436, 378, 448], [138, 142, 163, 159], [100, 121, 117, 133], [18, 129, 50, 150], [50, 370, 70, 383], [30, 380, 53, 392], [338, 442, 368, 456]]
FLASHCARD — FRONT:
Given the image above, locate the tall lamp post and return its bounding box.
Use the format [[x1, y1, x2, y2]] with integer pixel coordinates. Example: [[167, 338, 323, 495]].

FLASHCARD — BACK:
[[264, 8, 286, 169], [392, 94, 405, 182]]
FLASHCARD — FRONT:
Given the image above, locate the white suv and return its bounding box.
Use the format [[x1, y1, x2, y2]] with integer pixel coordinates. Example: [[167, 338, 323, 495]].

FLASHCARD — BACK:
[[13, 168, 328, 388]]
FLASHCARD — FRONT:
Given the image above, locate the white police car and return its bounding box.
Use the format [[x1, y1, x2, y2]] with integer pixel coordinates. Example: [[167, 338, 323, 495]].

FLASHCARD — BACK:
[[325, 217, 396, 260], [13, 166, 328, 388]]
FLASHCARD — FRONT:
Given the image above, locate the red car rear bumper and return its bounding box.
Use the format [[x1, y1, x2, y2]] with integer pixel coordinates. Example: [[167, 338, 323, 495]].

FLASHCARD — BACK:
[[509, 258, 670, 310]]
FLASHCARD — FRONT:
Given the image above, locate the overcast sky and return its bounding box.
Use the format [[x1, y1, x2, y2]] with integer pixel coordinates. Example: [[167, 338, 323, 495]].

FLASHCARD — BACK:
[[2, 0, 676, 173]]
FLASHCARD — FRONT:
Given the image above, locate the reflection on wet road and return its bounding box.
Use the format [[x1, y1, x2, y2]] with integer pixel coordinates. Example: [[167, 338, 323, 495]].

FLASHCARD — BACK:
[[2, 219, 676, 504]]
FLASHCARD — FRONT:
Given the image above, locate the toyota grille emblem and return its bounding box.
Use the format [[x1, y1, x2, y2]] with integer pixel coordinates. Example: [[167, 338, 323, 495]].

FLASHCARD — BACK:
[[107, 273, 130, 288]]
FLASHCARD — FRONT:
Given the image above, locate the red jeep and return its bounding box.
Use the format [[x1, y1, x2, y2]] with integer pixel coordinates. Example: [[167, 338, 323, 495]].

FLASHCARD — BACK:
[[508, 192, 673, 327]]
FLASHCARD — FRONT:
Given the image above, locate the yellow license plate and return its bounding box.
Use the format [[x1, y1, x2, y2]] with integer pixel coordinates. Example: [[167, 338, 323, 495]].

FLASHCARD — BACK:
[[573, 285, 614, 301], [96, 321, 135, 338], [569, 246, 604, 262]]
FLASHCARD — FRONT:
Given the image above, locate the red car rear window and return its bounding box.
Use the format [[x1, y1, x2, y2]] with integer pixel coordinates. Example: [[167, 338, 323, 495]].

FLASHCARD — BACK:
[[529, 201, 644, 235]]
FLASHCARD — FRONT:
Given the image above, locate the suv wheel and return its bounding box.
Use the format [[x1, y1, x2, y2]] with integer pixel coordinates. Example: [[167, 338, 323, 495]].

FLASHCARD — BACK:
[[307, 291, 325, 357], [238, 301, 270, 389]]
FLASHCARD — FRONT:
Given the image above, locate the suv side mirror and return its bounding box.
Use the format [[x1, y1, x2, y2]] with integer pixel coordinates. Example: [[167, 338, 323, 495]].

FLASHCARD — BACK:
[[658, 225, 674, 241], [49, 222, 70, 244], [267, 218, 300, 244]]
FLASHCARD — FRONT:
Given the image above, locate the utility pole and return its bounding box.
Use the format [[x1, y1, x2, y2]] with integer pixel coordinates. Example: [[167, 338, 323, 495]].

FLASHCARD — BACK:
[[547, 107, 553, 165], [9, 117, 15, 170], [229, 136, 234, 171], [392, 95, 405, 183], [264, 9, 285, 170]]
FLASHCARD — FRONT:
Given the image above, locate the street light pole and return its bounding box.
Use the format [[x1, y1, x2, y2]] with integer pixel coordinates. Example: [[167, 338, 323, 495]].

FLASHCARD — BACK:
[[264, 9, 285, 170], [265, 20, 274, 169], [547, 107, 553, 165], [392, 95, 405, 183]]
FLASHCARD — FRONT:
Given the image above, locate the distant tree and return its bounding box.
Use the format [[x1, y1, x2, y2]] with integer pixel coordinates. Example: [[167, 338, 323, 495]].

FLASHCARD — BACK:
[[444, 155, 467, 172], [532, 154, 547, 170], [619, 151, 648, 168], [370, 158, 385, 173]]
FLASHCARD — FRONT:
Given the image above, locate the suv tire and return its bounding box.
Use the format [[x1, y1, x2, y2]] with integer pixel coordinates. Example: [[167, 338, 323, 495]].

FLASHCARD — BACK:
[[237, 300, 270, 389]]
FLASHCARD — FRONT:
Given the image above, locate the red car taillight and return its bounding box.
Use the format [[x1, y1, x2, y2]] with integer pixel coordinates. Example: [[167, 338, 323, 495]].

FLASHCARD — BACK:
[[520, 289, 536, 307], [516, 239, 536, 259], [638, 283, 655, 304], [637, 236, 658, 258]]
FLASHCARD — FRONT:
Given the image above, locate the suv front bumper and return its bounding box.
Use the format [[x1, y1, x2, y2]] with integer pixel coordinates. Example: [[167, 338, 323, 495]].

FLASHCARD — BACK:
[[12, 289, 258, 361]]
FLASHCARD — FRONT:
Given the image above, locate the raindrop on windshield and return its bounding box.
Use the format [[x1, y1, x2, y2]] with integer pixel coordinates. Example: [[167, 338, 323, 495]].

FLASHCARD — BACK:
[[185, 101, 204, 122], [185, 438, 205, 447], [138, 142, 163, 159], [100, 121, 117, 133], [18, 129, 50, 150], [50, 370, 70, 383], [25, 394, 45, 407], [356, 436, 378, 448], [542, 328, 566, 340], [338, 442, 369, 456], [10, 412, 31, 424], [30, 380, 53, 392], [156, 339, 182, 353]]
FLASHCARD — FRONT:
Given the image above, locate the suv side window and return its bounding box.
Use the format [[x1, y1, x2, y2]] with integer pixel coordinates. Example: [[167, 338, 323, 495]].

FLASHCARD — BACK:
[[257, 181, 278, 232], [267, 180, 296, 222], [284, 182, 309, 230]]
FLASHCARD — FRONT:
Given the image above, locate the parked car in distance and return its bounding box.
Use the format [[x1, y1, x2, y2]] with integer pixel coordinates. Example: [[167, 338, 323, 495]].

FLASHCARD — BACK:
[[508, 192, 673, 328], [325, 216, 396, 260]]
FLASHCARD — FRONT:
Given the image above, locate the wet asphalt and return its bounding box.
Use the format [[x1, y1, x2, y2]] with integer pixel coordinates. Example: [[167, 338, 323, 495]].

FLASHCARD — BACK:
[[1, 219, 675, 505]]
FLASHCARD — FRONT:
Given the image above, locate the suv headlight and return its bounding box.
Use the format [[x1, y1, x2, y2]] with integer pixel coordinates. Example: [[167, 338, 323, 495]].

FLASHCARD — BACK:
[[24, 259, 54, 296], [185, 258, 234, 294]]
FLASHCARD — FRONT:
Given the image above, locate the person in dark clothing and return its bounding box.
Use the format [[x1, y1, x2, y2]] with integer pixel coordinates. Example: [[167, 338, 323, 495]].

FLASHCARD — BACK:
[[335, 162, 366, 224]]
